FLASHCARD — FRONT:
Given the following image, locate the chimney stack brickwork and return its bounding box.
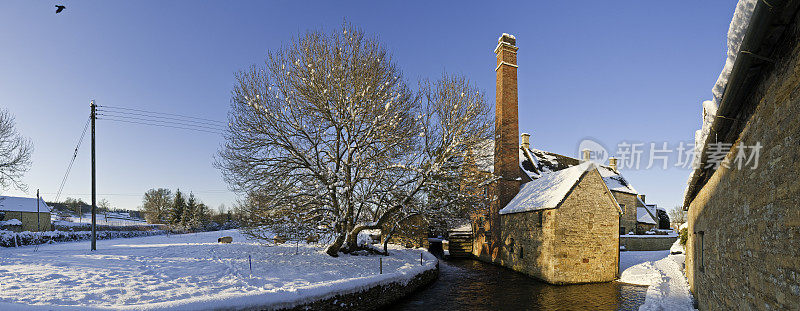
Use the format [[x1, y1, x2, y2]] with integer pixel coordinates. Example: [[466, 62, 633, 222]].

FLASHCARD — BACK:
[[489, 33, 521, 260]]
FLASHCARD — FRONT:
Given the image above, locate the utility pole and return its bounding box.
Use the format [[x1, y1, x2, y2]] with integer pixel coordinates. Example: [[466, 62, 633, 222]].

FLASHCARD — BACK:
[[91, 100, 97, 251], [36, 189, 40, 232]]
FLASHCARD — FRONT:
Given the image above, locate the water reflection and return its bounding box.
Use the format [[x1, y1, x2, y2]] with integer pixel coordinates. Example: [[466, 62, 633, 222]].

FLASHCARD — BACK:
[[388, 259, 647, 311]]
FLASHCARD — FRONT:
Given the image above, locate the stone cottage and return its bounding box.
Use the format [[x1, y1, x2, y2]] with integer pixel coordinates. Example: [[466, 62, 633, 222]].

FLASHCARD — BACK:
[[465, 33, 656, 284], [683, 0, 800, 309], [498, 161, 621, 284], [0, 195, 52, 232]]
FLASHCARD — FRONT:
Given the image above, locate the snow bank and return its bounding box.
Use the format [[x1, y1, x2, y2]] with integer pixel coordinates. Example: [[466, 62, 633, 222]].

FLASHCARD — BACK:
[[0, 219, 22, 226], [619, 241, 695, 310], [0, 229, 167, 247], [0, 229, 437, 310]]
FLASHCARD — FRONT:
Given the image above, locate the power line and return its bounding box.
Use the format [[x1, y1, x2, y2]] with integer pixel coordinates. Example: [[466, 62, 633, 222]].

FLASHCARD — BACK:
[[95, 109, 227, 128], [42, 190, 232, 198], [99, 105, 226, 124], [55, 117, 91, 202], [97, 117, 224, 135], [96, 113, 225, 132]]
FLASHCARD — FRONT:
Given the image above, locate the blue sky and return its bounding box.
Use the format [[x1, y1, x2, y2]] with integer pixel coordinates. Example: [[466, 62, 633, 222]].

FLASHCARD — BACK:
[[0, 1, 737, 211]]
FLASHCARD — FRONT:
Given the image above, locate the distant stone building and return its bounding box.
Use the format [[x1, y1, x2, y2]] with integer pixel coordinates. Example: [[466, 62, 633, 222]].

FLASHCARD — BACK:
[[464, 33, 656, 284], [683, 0, 800, 309], [0, 196, 52, 232]]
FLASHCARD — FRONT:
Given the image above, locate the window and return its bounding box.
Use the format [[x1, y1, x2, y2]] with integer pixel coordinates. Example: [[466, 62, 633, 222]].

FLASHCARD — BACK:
[[508, 238, 515, 253], [519, 246, 524, 259], [620, 227, 626, 235], [538, 211, 544, 227], [698, 231, 705, 272]]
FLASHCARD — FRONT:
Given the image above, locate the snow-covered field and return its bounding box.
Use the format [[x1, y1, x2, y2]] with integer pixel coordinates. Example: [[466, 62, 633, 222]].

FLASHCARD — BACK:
[[619, 241, 696, 311], [0, 229, 436, 310]]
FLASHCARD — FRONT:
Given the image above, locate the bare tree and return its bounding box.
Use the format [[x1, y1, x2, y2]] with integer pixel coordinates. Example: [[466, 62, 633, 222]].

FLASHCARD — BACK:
[[98, 199, 111, 222], [142, 188, 172, 224], [217, 22, 492, 256], [669, 206, 687, 229], [0, 109, 33, 192]]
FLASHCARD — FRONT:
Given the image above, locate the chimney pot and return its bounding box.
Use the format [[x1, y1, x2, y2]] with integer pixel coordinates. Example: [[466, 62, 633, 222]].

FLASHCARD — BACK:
[[521, 133, 531, 149], [581, 149, 591, 163], [499, 33, 516, 46], [609, 157, 618, 171]]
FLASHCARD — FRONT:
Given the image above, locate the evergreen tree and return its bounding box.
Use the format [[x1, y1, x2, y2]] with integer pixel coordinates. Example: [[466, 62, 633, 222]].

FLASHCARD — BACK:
[[170, 189, 186, 226], [183, 192, 198, 228]]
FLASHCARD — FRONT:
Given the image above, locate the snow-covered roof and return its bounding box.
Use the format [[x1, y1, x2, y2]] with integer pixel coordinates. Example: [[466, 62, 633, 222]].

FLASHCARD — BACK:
[[685, 0, 758, 206], [500, 162, 595, 215], [597, 165, 637, 195], [476, 139, 641, 197], [0, 196, 51, 213], [637, 207, 657, 225]]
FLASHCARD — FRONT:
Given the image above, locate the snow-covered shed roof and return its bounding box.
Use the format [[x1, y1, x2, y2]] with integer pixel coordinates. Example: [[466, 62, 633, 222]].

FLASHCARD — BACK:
[[0, 196, 51, 213], [499, 162, 596, 215]]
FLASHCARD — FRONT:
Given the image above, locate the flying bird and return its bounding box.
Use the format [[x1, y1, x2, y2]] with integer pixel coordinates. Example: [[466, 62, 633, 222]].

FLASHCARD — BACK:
[[55, 5, 66, 14]]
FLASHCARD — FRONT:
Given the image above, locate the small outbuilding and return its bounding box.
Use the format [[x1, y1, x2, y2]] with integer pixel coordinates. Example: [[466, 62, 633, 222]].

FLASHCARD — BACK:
[[0, 195, 52, 232], [498, 162, 622, 284]]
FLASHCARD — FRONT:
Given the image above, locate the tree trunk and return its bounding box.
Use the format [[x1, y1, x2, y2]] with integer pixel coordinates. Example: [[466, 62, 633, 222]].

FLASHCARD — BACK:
[[325, 231, 346, 257]]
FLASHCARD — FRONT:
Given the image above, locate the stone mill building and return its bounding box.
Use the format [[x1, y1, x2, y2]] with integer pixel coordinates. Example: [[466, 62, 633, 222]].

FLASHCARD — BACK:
[[460, 33, 656, 284]]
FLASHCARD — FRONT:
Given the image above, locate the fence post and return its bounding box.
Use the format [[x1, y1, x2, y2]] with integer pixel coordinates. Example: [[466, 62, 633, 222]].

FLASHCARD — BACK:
[[248, 255, 252, 275], [420, 252, 423, 265], [379, 257, 382, 274]]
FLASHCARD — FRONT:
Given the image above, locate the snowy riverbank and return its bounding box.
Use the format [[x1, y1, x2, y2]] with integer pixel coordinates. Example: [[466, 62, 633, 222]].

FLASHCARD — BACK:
[[619, 241, 696, 311], [0, 229, 438, 310]]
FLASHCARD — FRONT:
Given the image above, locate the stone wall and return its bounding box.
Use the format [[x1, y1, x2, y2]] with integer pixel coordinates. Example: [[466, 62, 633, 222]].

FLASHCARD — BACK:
[[278, 262, 439, 311], [686, 6, 800, 310], [620, 236, 677, 251], [612, 192, 639, 234], [1, 211, 51, 232], [499, 169, 620, 284]]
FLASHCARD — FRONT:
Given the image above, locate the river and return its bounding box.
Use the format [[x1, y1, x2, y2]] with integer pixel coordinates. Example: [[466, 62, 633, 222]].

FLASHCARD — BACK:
[[388, 259, 647, 311]]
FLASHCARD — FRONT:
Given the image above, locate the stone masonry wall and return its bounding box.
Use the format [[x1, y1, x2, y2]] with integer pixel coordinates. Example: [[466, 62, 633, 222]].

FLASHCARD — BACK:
[[500, 169, 619, 284], [620, 236, 677, 251], [613, 192, 639, 234], [278, 263, 439, 311], [686, 8, 800, 310], [1, 211, 51, 232], [500, 208, 553, 281]]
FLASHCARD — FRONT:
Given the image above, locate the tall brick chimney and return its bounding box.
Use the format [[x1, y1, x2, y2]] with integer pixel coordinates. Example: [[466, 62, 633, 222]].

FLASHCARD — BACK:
[[488, 33, 521, 261], [494, 33, 520, 183]]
